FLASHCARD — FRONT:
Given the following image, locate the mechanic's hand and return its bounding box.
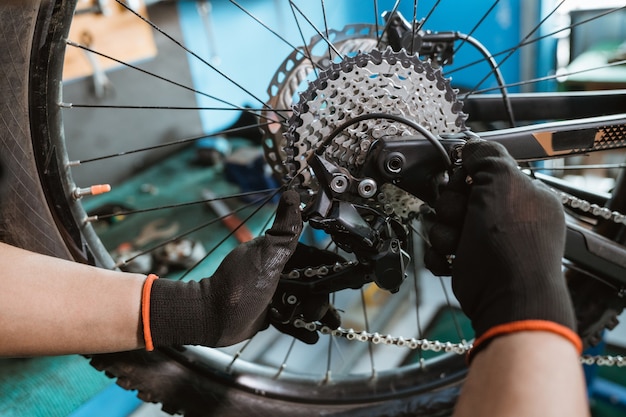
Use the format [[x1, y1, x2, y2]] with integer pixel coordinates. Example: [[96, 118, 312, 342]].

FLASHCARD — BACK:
[[269, 244, 342, 344], [142, 190, 303, 349], [271, 294, 341, 344], [424, 139, 580, 356]]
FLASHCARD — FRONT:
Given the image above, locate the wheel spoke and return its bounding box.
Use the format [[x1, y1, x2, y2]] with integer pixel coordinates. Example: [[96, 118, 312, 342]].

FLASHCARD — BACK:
[[69, 123, 278, 165], [226, 338, 253, 373], [320, 0, 332, 63], [446, 6, 626, 88], [65, 40, 253, 112], [324, 292, 336, 383], [464, 0, 567, 98], [411, 226, 426, 369], [452, 0, 500, 58], [228, 0, 312, 63], [465, 58, 626, 95], [360, 287, 377, 379], [288, 1, 344, 59], [39, 0, 626, 408], [375, 0, 401, 49], [373, 0, 380, 44], [113, 0, 274, 111], [177, 190, 280, 281], [62, 103, 288, 118], [113, 192, 275, 271], [87, 188, 279, 221], [275, 338, 297, 379], [416, 0, 442, 32], [408, 0, 418, 55], [438, 277, 466, 342]]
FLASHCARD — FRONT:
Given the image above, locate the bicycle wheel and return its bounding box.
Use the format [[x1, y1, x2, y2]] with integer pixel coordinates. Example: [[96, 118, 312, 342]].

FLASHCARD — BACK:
[[2, 1, 626, 416]]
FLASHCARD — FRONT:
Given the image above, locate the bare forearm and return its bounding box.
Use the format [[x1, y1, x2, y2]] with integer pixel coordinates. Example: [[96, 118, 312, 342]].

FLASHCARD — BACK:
[[0, 242, 146, 356], [453, 331, 589, 417]]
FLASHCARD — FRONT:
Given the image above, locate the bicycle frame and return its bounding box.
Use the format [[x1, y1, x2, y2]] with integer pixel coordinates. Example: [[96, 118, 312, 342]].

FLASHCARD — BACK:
[[474, 97, 626, 290]]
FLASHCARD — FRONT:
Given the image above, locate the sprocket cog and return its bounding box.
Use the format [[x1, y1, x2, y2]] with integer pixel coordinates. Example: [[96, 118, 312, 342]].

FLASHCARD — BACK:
[[284, 47, 467, 220]]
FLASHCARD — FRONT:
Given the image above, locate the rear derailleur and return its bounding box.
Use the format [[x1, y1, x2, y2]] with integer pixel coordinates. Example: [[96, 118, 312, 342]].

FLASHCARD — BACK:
[[270, 155, 412, 331]]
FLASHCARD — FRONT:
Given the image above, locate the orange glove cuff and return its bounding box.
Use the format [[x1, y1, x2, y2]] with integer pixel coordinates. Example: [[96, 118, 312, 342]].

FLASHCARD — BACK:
[[469, 320, 583, 363], [141, 274, 159, 351]]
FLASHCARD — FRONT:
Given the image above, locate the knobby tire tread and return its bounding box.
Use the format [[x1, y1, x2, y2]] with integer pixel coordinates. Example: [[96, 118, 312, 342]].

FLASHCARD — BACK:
[[0, 0, 71, 260]]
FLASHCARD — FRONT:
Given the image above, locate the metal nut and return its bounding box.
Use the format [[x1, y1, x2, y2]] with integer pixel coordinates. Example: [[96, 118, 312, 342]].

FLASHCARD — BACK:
[[358, 178, 377, 198], [330, 175, 349, 193]]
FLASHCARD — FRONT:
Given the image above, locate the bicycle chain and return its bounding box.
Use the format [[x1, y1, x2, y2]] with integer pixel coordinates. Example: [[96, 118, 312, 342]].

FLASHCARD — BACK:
[[289, 318, 625, 367], [555, 189, 626, 225], [281, 260, 358, 280], [292, 318, 473, 355], [282, 190, 625, 366]]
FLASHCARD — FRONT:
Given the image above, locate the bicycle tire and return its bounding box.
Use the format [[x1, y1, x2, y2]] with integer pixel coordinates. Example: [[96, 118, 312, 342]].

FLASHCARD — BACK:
[[2, 1, 625, 416], [0, 0, 72, 261], [1, 1, 467, 415]]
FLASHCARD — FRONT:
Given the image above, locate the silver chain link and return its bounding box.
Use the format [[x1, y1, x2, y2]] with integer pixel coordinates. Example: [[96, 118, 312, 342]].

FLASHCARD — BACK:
[[292, 319, 625, 366], [555, 189, 626, 225], [581, 354, 626, 367], [293, 319, 473, 355]]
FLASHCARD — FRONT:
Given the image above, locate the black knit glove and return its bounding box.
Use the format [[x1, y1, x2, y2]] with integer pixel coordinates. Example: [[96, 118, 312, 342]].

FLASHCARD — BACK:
[[142, 190, 303, 349], [270, 243, 342, 344], [425, 139, 581, 357]]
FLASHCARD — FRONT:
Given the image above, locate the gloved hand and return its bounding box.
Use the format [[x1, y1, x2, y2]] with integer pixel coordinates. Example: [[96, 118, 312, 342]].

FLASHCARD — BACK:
[[424, 139, 581, 358], [270, 243, 342, 344], [141, 190, 303, 349]]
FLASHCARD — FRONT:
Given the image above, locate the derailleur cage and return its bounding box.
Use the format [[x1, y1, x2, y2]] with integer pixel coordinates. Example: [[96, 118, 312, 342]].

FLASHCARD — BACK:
[[303, 152, 412, 294]]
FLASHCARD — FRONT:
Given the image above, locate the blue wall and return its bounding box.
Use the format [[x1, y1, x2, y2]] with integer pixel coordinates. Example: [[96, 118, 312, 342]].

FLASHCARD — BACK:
[[177, 0, 525, 132], [353, 0, 523, 92]]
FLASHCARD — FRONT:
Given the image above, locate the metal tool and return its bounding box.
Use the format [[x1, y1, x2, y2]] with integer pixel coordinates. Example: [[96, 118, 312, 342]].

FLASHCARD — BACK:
[[196, 0, 221, 66], [202, 189, 253, 243], [134, 219, 180, 247], [80, 31, 113, 99]]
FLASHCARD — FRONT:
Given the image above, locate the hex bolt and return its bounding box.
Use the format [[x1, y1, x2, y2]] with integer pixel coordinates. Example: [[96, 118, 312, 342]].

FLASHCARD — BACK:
[[358, 178, 378, 198], [385, 152, 405, 174], [330, 175, 349, 193], [287, 295, 298, 305]]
